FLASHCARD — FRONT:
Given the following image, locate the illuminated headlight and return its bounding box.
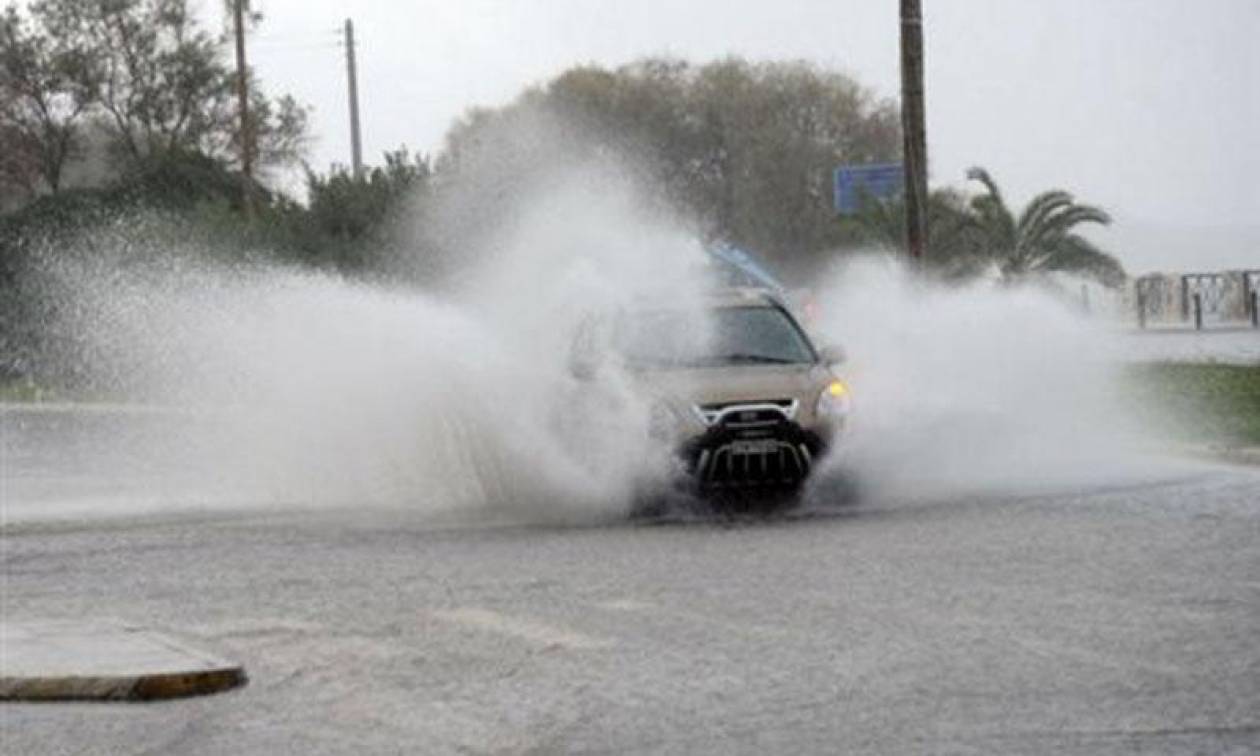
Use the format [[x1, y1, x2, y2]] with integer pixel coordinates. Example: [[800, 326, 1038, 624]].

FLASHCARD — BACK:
[[815, 379, 852, 420]]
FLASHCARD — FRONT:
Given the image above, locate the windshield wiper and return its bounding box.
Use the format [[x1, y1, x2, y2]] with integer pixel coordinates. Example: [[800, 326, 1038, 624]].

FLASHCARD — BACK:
[[716, 353, 796, 364]]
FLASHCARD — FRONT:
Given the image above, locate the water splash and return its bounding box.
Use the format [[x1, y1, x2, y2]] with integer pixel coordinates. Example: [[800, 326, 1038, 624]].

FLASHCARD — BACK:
[[806, 255, 1184, 506], [14, 166, 708, 523]]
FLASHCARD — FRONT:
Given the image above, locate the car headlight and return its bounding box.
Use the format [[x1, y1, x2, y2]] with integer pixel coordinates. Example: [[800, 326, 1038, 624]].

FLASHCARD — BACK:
[[815, 379, 851, 420]]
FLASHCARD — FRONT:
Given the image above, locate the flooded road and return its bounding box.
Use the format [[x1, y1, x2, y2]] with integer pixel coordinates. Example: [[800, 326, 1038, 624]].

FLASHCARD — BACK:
[[4, 407, 1260, 754]]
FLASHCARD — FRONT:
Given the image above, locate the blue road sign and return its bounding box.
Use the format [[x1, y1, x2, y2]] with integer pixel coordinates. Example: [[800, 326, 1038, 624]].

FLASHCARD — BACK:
[[834, 162, 904, 214]]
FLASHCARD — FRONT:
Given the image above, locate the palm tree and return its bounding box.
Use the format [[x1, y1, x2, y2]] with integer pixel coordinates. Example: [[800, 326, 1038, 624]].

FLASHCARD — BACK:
[[851, 188, 991, 280], [965, 167, 1125, 287]]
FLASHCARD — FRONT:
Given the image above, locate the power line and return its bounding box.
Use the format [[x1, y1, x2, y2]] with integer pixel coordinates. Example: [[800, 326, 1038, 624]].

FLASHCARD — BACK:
[[250, 43, 340, 55], [251, 32, 340, 46]]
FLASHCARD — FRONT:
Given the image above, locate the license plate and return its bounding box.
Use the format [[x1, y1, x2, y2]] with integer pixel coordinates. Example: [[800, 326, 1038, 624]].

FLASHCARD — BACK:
[[730, 439, 778, 455]]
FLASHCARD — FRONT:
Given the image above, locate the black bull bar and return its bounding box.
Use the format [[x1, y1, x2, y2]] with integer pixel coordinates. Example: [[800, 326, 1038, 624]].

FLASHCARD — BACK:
[[679, 414, 825, 491]]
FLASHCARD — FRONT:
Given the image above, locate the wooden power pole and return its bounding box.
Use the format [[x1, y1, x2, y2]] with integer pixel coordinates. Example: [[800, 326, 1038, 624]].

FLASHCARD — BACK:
[[231, 0, 254, 215], [899, 0, 929, 262], [344, 19, 364, 178]]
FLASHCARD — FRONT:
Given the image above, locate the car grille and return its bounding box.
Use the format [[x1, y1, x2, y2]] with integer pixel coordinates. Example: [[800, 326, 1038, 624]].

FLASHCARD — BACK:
[[687, 400, 812, 490], [696, 441, 812, 489], [693, 398, 798, 426]]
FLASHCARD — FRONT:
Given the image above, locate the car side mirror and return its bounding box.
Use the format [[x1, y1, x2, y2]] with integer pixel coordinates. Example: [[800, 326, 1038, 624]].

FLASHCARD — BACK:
[[818, 344, 846, 366]]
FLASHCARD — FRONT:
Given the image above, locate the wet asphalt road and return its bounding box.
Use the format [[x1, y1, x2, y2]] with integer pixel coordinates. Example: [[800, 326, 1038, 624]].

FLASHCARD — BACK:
[[3, 408, 1260, 754]]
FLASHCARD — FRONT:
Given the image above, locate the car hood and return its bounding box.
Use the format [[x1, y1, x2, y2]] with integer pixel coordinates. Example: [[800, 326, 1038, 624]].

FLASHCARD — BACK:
[[632, 362, 833, 426]]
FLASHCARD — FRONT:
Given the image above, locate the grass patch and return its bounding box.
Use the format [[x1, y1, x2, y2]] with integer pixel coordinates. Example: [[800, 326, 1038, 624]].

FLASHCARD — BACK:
[[1128, 362, 1260, 447]]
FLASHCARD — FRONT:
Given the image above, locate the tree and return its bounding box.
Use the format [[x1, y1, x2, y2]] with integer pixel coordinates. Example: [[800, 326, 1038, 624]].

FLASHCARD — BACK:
[[0, 123, 40, 204], [213, 0, 308, 176], [0, 3, 98, 195], [850, 170, 1126, 286], [689, 59, 900, 268], [850, 188, 990, 280], [306, 149, 430, 243], [965, 167, 1125, 287], [289, 148, 432, 271], [435, 57, 900, 277], [14, 0, 307, 177]]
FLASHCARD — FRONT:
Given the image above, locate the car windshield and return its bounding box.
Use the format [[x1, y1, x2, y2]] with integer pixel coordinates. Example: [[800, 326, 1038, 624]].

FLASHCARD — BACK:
[[616, 305, 815, 368]]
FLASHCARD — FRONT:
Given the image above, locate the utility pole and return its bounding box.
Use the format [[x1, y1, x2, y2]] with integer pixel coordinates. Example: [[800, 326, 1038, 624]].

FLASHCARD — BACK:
[[344, 18, 364, 178], [899, 0, 929, 262], [231, 0, 254, 216]]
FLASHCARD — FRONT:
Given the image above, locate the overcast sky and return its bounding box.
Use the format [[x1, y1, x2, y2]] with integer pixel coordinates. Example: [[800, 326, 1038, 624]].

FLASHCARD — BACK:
[[213, 0, 1259, 271]]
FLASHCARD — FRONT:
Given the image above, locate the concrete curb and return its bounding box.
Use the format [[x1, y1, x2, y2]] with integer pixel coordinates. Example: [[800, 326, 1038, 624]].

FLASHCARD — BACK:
[[1, 668, 247, 702], [1, 621, 246, 702]]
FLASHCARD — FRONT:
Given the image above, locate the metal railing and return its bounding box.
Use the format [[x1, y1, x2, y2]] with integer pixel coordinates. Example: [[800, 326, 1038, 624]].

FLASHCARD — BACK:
[[1134, 270, 1260, 330]]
